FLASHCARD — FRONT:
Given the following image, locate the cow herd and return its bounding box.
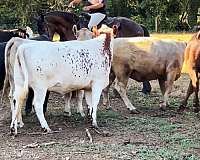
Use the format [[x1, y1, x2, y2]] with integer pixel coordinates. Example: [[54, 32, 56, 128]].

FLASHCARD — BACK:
[[0, 24, 200, 136]]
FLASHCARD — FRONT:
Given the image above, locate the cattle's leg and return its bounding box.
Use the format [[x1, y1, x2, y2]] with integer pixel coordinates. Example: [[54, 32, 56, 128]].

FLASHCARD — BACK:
[[193, 72, 199, 113], [102, 70, 116, 109], [10, 85, 27, 135], [64, 92, 72, 116], [187, 69, 200, 112], [160, 71, 176, 110], [91, 84, 103, 128], [77, 90, 85, 117], [114, 78, 138, 113], [33, 88, 51, 132], [85, 90, 92, 117], [8, 87, 24, 128], [43, 91, 50, 113], [142, 81, 152, 94], [17, 106, 24, 128], [25, 88, 34, 115], [178, 80, 194, 111], [25, 89, 50, 115], [158, 79, 166, 96]]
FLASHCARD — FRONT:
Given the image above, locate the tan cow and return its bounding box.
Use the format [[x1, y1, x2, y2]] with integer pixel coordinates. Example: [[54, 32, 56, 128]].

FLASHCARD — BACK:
[[102, 37, 187, 112], [179, 31, 200, 112]]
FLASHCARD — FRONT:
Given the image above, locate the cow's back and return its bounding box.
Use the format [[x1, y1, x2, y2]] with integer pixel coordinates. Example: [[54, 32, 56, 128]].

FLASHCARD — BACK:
[[16, 38, 112, 93]]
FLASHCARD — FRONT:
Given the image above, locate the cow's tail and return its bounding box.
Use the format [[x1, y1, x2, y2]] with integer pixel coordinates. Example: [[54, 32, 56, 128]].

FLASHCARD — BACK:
[[140, 24, 150, 37], [1, 37, 17, 105], [16, 47, 29, 98]]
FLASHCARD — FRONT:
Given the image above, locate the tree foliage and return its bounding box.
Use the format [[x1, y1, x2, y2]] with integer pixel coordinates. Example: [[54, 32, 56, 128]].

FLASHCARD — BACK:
[[0, 0, 199, 32]]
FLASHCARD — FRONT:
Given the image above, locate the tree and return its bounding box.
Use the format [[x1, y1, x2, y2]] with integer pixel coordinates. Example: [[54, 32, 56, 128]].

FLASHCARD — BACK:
[[188, 0, 200, 29]]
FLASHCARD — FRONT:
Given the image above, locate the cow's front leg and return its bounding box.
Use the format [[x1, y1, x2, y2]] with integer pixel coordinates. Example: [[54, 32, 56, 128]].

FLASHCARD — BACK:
[[63, 92, 72, 116], [102, 70, 116, 109], [25, 88, 34, 115], [85, 90, 92, 118], [33, 88, 51, 132], [17, 106, 24, 128], [77, 90, 85, 117], [178, 80, 194, 112], [160, 71, 176, 110], [114, 78, 138, 113]]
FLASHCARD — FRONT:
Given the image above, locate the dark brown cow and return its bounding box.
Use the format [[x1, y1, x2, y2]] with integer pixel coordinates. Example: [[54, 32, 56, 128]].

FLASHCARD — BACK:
[[179, 31, 200, 112]]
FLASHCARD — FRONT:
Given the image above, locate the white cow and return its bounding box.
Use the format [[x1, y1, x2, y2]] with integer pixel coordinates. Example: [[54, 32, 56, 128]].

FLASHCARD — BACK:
[[9, 26, 116, 135], [2, 28, 94, 128]]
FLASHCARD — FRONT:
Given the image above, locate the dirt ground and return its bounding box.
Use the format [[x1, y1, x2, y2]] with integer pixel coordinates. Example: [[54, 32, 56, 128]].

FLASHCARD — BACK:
[[0, 74, 200, 160]]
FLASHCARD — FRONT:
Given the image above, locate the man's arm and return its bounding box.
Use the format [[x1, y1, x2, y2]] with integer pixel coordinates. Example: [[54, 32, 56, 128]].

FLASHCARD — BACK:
[[83, 1, 104, 11], [68, 0, 82, 7]]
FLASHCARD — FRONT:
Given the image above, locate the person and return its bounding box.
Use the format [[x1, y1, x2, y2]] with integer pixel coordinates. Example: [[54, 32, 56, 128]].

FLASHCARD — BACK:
[[68, 0, 106, 30]]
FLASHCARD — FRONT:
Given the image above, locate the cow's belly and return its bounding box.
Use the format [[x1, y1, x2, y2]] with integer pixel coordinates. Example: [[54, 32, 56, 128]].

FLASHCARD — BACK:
[[130, 67, 165, 82], [48, 81, 92, 94]]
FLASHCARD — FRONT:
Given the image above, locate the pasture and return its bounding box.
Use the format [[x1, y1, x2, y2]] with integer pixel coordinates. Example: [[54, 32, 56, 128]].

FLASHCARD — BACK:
[[1, 33, 200, 160]]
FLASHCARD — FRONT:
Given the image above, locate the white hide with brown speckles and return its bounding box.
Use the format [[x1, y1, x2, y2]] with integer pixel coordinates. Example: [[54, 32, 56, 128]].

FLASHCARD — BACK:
[[11, 33, 113, 134]]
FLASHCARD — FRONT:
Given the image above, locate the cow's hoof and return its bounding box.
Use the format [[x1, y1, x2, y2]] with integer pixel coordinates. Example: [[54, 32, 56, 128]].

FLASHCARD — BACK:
[[64, 111, 71, 117], [159, 103, 167, 111], [91, 122, 99, 129], [141, 90, 151, 95], [10, 127, 16, 136], [130, 109, 140, 114], [193, 107, 200, 113], [17, 122, 24, 128], [177, 105, 186, 112], [79, 112, 85, 118], [42, 128, 51, 133], [160, 106, 166, 111], [105, 105, 112, 110]]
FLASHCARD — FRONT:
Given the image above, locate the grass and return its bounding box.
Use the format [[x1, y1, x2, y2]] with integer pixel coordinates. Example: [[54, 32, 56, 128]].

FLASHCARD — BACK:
[[151, 32, 194, 42], [1, 33, 200, 160]]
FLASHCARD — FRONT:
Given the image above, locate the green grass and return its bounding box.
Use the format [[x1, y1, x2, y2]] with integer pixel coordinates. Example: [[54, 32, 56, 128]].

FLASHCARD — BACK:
[[151, 33, 193, 42]]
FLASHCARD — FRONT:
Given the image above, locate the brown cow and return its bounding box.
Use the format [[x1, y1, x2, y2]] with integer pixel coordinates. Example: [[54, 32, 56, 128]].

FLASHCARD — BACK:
[[102, 37, 187, 112], [179, 31, 200, 112]]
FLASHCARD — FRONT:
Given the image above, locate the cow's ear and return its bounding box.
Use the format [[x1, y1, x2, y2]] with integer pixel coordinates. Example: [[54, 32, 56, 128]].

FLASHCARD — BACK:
[[112, 25, 118, 37], [72, 25, 78, 38], [92, 26, 99, 37]]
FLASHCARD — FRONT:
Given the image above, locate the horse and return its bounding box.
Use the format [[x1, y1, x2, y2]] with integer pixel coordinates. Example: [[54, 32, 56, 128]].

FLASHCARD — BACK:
[[0, 28, 28, 43]]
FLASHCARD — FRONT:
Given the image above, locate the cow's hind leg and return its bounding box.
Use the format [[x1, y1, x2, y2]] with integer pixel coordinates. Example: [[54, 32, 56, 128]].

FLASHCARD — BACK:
[[10, 85, 27, 135], [33, 88, 51, 132], [64, 92, 72, 116]]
